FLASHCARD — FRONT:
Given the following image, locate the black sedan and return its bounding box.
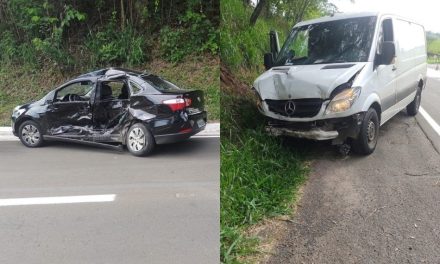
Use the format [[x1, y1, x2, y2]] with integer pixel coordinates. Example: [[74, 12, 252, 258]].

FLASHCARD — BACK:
[[11, 68, 207, 156]]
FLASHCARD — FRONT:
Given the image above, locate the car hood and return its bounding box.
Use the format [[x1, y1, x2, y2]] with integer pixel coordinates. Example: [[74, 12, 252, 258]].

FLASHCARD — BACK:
[[253, 62, 366, 100]]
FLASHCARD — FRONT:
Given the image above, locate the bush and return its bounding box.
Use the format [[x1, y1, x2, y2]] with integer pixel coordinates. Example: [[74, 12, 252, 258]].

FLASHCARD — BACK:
[[220, 0, 290, 71], [159, 11, 219, 62], [0, 31, 16, 63], [86, 12, 149, 66]]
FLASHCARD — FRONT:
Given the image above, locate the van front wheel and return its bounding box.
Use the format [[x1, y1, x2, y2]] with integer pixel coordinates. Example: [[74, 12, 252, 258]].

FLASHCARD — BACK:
[[351, 108, 379, 155], [406, 88, 421, 116]]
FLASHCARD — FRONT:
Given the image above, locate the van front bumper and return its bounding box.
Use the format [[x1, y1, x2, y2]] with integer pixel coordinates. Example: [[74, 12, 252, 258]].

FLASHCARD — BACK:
[[266, 126, 338, 140], [265, 113, 365, 142]]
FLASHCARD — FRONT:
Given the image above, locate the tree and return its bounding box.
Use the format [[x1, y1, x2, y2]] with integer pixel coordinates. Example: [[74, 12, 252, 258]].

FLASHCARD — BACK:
[[250, 0, 266, 26]]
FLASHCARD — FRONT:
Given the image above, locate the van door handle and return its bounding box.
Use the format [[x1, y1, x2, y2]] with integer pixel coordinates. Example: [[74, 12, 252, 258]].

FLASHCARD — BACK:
[[392, 65, 397, 71]]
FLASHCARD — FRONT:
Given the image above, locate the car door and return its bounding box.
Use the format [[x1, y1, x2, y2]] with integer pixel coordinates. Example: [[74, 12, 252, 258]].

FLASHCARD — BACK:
[[375, 17, 397, 122], [92, 79, 130, 139], [45, 80, 95, 137]]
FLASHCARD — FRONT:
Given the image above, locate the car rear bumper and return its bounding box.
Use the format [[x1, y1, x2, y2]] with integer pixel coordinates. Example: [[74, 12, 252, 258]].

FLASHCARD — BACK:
[[154, 111, 207, 144]]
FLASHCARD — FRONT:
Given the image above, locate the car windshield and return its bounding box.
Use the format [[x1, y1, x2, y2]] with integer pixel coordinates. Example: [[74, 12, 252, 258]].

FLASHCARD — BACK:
[[141, 75, 181, 91], [275, 16, 377, 66]]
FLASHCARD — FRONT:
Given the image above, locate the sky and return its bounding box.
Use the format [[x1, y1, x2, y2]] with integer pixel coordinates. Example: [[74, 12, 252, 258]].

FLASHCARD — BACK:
[[328, 0, 440, 33]]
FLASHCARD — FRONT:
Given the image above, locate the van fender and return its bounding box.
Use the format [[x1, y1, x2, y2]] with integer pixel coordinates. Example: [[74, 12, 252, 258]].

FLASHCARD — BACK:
[[360, 93, 381, 112]]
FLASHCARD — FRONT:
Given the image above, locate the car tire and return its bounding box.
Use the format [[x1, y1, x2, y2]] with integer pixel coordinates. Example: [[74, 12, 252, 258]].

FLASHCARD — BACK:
[[126, 123, 155, 156], [18, 120, 44, 148], [406, 88, 422, 116], [351, 108, 379, 155]]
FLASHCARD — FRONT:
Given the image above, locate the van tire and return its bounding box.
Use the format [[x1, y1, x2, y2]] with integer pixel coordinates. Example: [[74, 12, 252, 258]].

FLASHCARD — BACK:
[[406, 88, 421, 116], [351, 108, 379, 155], [126, 123, 155, 156]]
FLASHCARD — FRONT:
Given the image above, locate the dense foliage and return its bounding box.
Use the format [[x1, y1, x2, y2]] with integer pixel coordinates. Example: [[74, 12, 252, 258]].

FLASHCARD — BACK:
[[0, 0, 219, 68]]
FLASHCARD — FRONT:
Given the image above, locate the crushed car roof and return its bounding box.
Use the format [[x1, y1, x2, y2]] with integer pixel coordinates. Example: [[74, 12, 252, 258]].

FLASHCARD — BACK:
[[76, 68, 148, 78]]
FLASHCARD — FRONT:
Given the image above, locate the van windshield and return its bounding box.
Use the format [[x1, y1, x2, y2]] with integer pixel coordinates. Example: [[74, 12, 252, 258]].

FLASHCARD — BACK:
[[275, 16, 377, 66]]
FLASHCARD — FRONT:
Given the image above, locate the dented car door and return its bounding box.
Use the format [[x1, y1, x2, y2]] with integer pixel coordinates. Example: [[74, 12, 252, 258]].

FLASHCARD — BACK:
[[92, 79, 130, 141], [45, 80, 95, 137]]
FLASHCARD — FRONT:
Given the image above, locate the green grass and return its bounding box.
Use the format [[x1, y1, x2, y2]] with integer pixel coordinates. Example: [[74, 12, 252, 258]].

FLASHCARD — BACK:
[[219, 0, 329, 262], [220, 0, 290, 72], [428, 56, 440, 64], [428, 38, 440, 55], [220, 91, 308, 263], [0, 54, 219, 126]]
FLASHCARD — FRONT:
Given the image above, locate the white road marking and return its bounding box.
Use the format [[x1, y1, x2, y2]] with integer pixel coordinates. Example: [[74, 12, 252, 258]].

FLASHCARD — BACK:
[[427, 68, 440, 79], [419, 107, 440, 137], [0, 194, 116, 206]]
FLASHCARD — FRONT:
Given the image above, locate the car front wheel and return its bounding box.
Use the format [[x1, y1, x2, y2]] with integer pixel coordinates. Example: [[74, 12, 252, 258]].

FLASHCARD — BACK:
[[18, 120, 44, 148], [351, 108, 379, 155], [126, 123, 155, 156]]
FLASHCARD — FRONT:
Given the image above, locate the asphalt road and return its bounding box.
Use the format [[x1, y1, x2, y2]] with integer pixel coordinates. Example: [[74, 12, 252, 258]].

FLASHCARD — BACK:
[[266, 77, 440, 263], [422, 66, 440, 123], [0, 138, 219, 264]]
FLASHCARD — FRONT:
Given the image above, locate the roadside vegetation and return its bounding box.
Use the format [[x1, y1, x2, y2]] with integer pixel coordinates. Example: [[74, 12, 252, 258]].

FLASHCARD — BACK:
[[220, 0, 333, 262], [427, 31, 440, 64], [0, 0, 219, 125]]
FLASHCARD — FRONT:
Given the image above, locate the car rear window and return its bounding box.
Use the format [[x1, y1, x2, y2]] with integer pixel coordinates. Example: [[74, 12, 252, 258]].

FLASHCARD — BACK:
[[141, 75, 181, 92]]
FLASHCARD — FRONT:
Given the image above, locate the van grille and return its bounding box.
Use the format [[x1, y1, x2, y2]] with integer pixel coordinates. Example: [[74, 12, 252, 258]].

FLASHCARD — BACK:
[[265, 99, 323, 118]]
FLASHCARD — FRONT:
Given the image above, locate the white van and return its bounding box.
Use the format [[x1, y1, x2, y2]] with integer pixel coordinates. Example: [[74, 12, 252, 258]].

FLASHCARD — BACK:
[[253, 12, 427, 155]]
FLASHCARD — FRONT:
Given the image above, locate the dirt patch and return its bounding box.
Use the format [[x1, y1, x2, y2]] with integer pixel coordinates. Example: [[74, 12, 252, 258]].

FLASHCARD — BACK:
[[239, 186, 306, 264], [221, 64, 254, 96]]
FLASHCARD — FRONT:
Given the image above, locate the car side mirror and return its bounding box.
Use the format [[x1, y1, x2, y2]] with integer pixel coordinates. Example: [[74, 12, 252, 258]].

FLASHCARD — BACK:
[[381, 41, 396, 65], [264, 53, 274, 70], [46, 99, 53, 105]]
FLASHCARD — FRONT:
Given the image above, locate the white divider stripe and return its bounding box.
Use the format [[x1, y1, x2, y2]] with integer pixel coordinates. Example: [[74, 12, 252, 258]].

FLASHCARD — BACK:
[[419, 107, 440, 137], [0, 194, 116, 206]]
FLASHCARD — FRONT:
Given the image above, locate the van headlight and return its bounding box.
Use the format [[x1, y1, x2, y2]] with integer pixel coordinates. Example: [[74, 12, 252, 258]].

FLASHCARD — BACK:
[[326, 87, 361, 114]]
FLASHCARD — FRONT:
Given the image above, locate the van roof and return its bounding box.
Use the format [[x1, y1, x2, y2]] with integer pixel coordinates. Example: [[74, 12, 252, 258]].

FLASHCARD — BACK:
[[294, 12, 423, 28]]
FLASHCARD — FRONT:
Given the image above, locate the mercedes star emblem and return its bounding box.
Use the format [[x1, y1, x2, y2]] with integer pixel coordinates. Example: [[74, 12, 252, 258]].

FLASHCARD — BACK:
[[284, 100, 296, 116]]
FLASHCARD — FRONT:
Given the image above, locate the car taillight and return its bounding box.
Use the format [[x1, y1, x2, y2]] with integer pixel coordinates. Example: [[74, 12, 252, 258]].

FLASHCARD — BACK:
[[163, 98, 191, 112]]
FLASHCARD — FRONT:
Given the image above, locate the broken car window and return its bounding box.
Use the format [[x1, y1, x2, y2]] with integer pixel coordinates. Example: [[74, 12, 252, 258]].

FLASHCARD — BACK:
[[141, 75, 181, 92], [129, 81, 143, 95], [100, 81, 129, 100], [276, 16, 377, 65], [55, 81, 94, 102]]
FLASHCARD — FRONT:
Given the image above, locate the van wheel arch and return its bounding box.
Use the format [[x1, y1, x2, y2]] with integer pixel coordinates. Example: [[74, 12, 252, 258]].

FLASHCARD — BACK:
[[418, 79, 424, 89], [369, 102, 382, 124]]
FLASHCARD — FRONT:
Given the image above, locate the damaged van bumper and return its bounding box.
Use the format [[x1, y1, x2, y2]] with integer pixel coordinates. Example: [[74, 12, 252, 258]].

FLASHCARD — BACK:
[[266, 126, 338, 140], [265, 113, 365, 143]]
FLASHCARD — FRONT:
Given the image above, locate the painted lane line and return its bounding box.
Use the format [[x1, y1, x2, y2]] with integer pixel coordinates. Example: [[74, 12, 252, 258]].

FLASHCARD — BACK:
[[419, 107, 440, 137], [0, 194, 116, 206]]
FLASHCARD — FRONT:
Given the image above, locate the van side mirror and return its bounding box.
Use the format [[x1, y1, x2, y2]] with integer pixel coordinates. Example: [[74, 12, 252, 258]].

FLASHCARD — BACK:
[[269, 30, 280, 56], [381, 41, 396, 65], [264, 53, 274, 70]]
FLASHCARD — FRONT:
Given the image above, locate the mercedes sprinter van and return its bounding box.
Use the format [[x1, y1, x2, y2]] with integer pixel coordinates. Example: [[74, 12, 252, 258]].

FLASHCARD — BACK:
[[254, 12, 427, 155]]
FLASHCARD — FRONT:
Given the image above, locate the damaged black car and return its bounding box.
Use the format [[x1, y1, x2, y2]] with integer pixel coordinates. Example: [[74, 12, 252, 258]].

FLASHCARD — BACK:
[[11, 68, 207, 156]]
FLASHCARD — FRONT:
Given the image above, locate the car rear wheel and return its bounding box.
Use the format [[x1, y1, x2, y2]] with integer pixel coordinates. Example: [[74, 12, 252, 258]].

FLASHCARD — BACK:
[[19, 120, 44, 148], [406, 88, 421, 116], [126, 123, 155, 156], [351, 108, 379, 155]]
